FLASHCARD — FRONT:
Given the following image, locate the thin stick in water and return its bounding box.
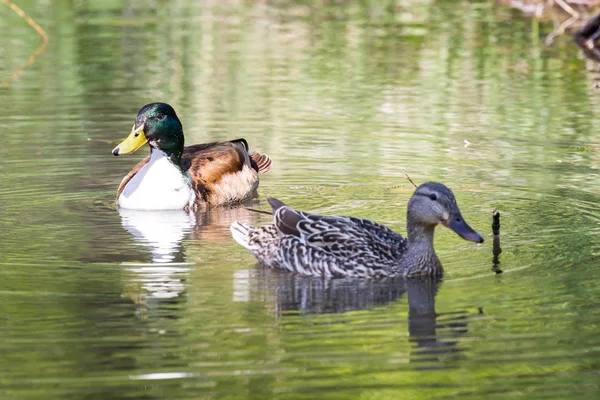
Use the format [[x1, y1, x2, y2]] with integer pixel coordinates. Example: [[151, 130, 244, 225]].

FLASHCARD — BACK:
[[492, 210, 502, 274], [243, 206, 273, 216]]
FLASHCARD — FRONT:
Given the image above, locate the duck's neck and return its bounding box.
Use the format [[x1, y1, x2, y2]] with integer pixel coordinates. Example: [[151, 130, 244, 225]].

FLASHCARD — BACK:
[[407, 219, 435, 246], [151, 126, 185, 166], [403, 221, 441, 275], [152, 147, 183, 169]]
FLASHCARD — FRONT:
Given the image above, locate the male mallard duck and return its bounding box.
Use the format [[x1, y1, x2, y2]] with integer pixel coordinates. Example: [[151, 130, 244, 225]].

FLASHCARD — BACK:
[[230, 182, 483, 278], [112, 103, 272, 211]]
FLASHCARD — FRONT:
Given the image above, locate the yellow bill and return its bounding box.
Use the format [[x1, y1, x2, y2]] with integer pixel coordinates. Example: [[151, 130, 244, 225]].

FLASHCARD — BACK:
[[112, 125, 148, 156]]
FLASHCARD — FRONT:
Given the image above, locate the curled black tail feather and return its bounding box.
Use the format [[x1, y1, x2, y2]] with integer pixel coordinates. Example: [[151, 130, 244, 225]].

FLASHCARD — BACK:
[[251, 152, 273, 174]]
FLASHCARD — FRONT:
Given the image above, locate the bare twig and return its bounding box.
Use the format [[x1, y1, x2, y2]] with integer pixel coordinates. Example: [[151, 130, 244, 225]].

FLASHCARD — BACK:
[[243, 206, 273, 216], [569, 0, 600, 4], [546, 15, 579, 45], [403, 172, 418, 188], [502, 0, 600, 45], [1, 0, 49, 87], [555, 0, 581, 18]]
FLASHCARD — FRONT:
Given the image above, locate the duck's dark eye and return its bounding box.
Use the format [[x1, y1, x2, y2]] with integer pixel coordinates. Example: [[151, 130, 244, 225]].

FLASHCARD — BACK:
[[156, 113, 166, 121], [429, 193, 437, 201]]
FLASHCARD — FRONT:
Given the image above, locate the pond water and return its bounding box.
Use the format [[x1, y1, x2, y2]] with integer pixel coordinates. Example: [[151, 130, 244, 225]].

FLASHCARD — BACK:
[[1, 1, 600, 398]]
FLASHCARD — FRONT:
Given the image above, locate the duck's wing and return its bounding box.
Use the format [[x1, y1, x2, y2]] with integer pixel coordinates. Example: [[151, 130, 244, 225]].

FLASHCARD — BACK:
[[116, 156, 150, 204], [346, 216, 408, 252], [182, 138, 272, 174], [268, 198, 407, 260], [182, 139, 271, 206], [303, 215, 407, 260]]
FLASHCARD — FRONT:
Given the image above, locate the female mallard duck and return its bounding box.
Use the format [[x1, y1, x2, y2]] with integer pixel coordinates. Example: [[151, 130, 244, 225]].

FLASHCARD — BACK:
[[230, 182, 483, 278], [112, 103, 272, 211]]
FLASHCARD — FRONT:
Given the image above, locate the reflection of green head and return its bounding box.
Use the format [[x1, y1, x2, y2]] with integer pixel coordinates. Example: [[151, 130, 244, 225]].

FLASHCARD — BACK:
[[112, 102, 185, 164]]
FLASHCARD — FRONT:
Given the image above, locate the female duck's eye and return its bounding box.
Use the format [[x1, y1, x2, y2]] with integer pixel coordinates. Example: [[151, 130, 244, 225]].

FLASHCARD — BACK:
[[156, 113, 166, 121], [429, 193, 437, 201]]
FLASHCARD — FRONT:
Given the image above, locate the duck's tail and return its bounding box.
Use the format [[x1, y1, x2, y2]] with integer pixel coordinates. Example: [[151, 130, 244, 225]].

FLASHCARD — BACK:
[[250, 152, 273, 175], [230, 222, 254, 250], [230, 222, 281, 267]]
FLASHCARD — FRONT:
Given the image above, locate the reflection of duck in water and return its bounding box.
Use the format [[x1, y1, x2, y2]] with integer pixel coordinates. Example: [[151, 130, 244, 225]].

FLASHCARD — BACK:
[[119, 208, 195, 263], [119, 205, 269, 299], [246, 268, 409, 314], [238, 270, 473, 366], [120, 203, 270, 264], [231, 182, 483, 278], [112, 102, 272, 211], [404, 278, 468, 367], [119, 208, 195, 300], [189, 204, 272, 242]]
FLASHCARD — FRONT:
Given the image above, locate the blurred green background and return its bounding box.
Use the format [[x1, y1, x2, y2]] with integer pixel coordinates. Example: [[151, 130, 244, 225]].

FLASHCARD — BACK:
[[1, 1, 599, 399]]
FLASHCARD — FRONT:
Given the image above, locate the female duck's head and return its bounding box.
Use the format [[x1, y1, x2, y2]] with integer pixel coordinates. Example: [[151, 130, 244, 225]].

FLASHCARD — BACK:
[[112, 103, 184, 163], [407, 182, 484, 244]]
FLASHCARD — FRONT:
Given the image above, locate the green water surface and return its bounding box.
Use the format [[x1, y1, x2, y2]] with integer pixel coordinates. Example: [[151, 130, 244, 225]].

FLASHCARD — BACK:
[[1, 1, 599, 399]]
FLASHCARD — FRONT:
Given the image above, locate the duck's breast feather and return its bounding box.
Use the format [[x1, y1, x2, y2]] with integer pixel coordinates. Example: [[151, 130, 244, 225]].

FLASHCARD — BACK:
[[116, 156, 150, 203]]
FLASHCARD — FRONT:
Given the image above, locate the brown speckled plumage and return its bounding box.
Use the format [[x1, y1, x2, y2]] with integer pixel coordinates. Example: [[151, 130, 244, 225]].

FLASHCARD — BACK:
[[231, 182, 483, 278]]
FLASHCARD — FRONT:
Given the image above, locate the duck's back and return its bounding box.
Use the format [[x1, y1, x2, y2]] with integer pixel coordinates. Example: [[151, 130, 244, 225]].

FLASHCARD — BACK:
[[270, 206, 408, 277], [182, 139, 271, 207]]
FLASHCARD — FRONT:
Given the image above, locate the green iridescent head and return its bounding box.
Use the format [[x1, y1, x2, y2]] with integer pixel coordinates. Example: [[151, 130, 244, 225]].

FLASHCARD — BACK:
[[112, 102, 185, 163]]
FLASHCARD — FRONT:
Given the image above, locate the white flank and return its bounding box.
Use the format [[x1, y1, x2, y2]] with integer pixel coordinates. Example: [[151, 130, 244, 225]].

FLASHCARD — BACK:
[[119, 150, 196, 210]]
